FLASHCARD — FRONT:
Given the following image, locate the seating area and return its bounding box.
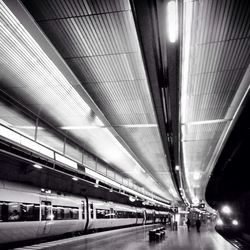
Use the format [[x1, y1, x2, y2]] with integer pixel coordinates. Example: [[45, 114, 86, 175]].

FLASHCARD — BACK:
[[148, 227, 166, 241]]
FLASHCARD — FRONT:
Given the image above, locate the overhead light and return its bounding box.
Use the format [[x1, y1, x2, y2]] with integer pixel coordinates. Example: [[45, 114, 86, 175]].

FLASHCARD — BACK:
[[175, 165, 180, 171], [192, 196, 199, 205], [221, 205, 232, 215], [193, 171, 201, 180], [129, 196, 136, 202], [72, 177, 78, 181], [33, 164, 42, 169], [167, 1, 178, 43]]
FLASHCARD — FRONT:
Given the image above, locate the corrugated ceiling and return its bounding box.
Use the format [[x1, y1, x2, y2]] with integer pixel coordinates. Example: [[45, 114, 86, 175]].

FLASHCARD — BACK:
[[0, 0, 178, 201]]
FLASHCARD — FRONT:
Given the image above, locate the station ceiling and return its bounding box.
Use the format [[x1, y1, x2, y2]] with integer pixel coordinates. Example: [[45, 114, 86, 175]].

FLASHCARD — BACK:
[[0, 0, 249, 207]]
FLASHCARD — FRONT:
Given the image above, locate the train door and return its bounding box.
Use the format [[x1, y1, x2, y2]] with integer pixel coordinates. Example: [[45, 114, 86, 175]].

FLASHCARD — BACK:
[[37, 200, 52, 235]]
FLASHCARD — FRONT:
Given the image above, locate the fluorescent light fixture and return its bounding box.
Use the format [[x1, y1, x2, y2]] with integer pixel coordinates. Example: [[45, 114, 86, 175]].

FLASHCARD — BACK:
[[72, 177, 78, 181], [183, 119, 231, 126], [85, 168, 121, 189], [0, 124, 54, 159], [94, 180, 99, 188], [0, 125, 21, 143], [55, 153, 78, 169], [193, 171, 201, 180], [167, 1, 178, 43], [38, 145, 54, 158], [33, 164, 42, 169], [21, 136, 40, 151]]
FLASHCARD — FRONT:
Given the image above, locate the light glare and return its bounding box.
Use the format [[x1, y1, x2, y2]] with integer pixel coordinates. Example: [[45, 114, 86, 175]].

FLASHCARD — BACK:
[[221, 205, 232, 215], [232, 219, 239, 226]]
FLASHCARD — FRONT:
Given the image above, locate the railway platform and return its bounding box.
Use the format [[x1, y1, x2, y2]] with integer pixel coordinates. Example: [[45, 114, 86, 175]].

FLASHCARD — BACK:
[[13, 223, 236, 250]]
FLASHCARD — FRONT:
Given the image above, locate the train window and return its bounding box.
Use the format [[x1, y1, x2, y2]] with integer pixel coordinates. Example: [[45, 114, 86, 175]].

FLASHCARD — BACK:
[[110, 208, 115, 219], [41, 201, 52, 220], [90, 203, 94, 219], [115, 211, 136, 218], [137, 212, 143, 218], [20, 203, 39, 221], [96, 209, 110, 219], [0, 201, 39, 222], [116, 210, 125, 218], [53, 206, 79, 220], [53, 206, 64, 220], [82, 201, 85, 220]]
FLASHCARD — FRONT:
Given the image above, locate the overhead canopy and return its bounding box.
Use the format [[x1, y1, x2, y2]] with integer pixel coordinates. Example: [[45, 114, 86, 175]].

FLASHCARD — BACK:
[[180, 0, 250, 203], [0, 0, 178, 202]]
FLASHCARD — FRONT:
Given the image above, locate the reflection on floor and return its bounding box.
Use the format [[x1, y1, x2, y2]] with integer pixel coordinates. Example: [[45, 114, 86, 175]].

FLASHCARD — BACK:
[[13, 224, 237, 250]]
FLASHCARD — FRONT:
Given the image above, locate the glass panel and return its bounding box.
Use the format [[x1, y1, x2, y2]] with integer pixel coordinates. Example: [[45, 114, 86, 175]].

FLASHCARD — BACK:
[[96, 161, 106, 175], [0, 201, 39, 222], [37, 121, 64, 153], [65, 141, 82, 163], [53, 206, 79, 220], [20, 203, 39, 221], [83, 152, 96, 170], [107, 169, 115, 179]]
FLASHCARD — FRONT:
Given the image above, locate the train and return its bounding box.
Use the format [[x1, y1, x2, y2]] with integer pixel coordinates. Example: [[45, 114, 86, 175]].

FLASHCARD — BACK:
[[0, 180, 170, 245]]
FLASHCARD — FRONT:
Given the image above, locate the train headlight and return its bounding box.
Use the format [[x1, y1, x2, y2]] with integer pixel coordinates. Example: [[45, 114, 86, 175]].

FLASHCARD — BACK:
[[221, 205, 232, 215], [232, 219, 239, 226], [216, 218, 223, 226]]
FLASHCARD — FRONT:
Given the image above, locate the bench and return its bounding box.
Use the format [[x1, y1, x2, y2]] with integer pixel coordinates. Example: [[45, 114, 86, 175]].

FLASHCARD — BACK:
[[149, 227, 166, 241]]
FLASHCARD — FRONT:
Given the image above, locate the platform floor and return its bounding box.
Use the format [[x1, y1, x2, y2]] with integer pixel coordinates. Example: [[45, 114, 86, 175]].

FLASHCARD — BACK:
[[14, 224, 237, 250]]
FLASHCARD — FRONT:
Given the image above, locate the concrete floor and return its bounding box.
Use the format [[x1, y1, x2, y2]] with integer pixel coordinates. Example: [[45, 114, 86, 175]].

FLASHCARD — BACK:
[[14, 224, 237, 250]]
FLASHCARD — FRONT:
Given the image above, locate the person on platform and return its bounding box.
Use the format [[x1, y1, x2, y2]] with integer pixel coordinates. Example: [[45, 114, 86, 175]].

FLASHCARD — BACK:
[[186, 218, 191, 231], [196, 218, 201, 232]]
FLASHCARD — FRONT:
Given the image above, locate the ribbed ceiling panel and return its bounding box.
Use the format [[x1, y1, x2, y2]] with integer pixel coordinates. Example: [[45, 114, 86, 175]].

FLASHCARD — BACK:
[[24, 0, 130, 20], [181, 0, 250, 202], [66, 53, 145, 83], [38, 12, 138, 58], [183, 122, 227, 142], [186, 91, 236, 122]]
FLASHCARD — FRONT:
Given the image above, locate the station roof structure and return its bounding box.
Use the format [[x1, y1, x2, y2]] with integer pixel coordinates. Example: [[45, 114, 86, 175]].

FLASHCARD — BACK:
[[0, 0, 249, 208]]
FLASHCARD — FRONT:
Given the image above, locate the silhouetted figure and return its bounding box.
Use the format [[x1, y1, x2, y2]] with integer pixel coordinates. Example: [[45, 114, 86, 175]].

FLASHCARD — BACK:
[[186, 218, 191, 231], [196, 219, 201, 232], [9, 210, 20, 221]]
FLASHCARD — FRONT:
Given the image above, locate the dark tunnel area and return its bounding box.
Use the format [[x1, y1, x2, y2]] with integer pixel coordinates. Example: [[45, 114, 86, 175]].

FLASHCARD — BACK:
[[206, 93, 250, 246]]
